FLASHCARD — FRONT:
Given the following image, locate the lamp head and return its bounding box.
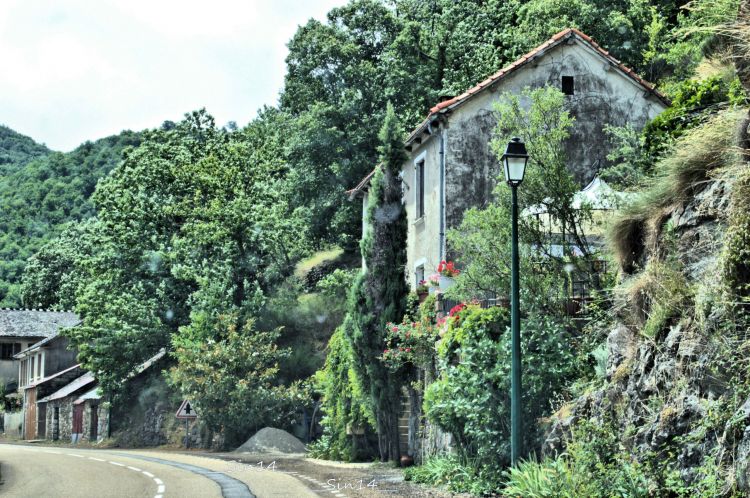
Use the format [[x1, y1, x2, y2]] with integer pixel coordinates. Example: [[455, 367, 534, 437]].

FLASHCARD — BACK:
[[502, 137, 529, 187]]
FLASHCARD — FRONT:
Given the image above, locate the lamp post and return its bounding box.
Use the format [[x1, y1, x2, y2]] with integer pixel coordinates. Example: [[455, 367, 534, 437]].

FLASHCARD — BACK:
[[502, 137, 529, 466]]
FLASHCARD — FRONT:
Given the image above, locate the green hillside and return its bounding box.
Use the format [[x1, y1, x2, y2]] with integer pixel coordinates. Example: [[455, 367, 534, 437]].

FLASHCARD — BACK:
[[0, 125, 51, 174], [0, 130, 142, 306]]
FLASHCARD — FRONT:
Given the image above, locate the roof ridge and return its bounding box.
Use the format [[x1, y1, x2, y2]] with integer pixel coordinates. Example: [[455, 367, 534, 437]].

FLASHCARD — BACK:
[[0, 307, 76, 313], [407, 27, 669, 146]]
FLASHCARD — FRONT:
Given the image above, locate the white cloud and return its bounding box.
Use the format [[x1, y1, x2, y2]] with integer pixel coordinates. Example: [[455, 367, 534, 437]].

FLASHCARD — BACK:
[[0, 0, 345, 151]]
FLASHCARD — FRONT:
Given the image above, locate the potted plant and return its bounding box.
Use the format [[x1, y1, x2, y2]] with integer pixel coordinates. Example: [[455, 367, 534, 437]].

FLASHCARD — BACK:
[[427, 273, 441, 294], [416, 280, 429, 302], [437, 260, 460, 290]]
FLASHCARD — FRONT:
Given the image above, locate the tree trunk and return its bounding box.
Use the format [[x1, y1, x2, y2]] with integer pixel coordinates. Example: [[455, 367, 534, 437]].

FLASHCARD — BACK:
[[376, 402, 402, 462]]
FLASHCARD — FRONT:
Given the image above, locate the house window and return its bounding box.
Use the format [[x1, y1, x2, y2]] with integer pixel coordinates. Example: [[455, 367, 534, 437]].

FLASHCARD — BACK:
[[562, 76, 574, 95], [416, 160, 425, 218], [415, 265, 425, 287], [0, 343, 20, 360], [37, 354, 42, 379]]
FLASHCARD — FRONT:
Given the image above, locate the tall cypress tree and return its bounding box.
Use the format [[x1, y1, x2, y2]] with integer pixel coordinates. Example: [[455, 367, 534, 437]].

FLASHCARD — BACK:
[[347, 102, 409, 462]]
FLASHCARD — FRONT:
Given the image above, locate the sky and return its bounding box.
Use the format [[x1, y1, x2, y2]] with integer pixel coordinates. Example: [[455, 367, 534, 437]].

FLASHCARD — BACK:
[[0, 0, 346, 151]]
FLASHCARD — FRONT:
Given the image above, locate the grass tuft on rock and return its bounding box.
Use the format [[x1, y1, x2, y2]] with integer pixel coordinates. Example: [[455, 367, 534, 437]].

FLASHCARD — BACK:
[[610, 110, 744, 272]]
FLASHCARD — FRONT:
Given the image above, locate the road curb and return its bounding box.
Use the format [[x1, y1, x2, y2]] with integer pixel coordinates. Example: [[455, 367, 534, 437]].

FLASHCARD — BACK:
[[111, 452, 255, 498]]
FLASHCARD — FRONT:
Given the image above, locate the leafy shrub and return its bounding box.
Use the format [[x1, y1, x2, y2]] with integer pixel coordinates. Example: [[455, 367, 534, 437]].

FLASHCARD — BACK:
[[404, 454, 500, 495], [169, 313, 306, 448], [424, 305, 577, 470], [381, 317, 439, 371], [644, 74, 747, 159]]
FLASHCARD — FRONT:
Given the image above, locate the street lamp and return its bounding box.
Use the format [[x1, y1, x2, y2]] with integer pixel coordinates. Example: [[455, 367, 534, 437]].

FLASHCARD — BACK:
[[502, 137, 529, 466]]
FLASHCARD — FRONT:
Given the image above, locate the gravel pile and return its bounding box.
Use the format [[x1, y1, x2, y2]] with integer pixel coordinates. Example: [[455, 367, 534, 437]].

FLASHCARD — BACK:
[[235, 427, 307, 454]]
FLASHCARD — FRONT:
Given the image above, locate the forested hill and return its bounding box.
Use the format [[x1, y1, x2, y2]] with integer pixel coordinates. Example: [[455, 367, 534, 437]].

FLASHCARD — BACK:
[[0, 125, 51, 174], [0, 129, 142, 306]]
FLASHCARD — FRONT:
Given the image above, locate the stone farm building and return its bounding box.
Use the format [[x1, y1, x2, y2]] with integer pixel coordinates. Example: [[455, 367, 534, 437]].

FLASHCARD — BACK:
[[348, 28, 668, 288], [0, 309, 79, 393]]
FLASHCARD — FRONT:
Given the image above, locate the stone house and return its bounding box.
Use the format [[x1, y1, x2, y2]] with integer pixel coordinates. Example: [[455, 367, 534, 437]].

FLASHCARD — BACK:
[[348, 28, 669, 289], [38, 371, 107, 443], [15, 334, 81, 439], [0, 309, 79, 392]]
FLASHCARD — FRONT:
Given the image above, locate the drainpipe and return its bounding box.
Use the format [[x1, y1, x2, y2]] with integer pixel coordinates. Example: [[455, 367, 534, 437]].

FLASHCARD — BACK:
[[439, 125, 446, 261]]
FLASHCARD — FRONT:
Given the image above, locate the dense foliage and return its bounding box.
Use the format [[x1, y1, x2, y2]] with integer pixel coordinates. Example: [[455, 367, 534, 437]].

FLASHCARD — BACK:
[[308, 324, 375, 461], [424, 305, 577, 473], [22, 111, 307, 404], [0, 130, 141, 306], [168, 314, 307, 447]]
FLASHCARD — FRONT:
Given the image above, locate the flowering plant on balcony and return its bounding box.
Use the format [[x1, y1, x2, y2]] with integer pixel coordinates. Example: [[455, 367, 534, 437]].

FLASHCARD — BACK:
[[416, 280, 429, 294], [437, 260, 460, 277], [380, 317, 438, 371], [449, 302, 467, 318], [427, 273, 441, 287]]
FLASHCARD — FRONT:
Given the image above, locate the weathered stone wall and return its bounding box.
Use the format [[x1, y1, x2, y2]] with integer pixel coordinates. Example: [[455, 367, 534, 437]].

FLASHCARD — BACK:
[[45, 398, 74, 442], [110, 370, 208, 448], [80, 401, 107, 442], [443, 41, 664, 232]]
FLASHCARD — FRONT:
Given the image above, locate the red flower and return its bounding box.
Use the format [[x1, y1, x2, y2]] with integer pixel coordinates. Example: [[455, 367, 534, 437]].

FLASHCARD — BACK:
[[449, 302, 466, 317]]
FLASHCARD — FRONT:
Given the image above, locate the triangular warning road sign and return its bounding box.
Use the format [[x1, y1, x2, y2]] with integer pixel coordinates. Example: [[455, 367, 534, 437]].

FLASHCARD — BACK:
[[176, 399, 198, 419]]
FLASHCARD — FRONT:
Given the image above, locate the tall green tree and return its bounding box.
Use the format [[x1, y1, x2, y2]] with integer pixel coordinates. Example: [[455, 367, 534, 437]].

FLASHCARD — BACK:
[[346, 103, 409, 462], [51, 110, 307, 396]]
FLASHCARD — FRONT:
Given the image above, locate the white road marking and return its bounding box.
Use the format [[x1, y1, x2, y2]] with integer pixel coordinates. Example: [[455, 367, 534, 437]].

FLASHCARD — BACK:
[[43, 450, 60, 454], [142, 471, 155, 478], [89, 457, 106, 462], [154, 478, 163, 485], [154, 496, 163, 498], [127, 466, 142, 472], [68, 453, 85, 458], [157, 485, 165, 493], [109, 461, 125, 467]]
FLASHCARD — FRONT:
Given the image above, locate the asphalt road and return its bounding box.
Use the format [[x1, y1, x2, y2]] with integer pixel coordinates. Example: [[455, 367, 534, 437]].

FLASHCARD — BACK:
[[0, 444, 319, 498]]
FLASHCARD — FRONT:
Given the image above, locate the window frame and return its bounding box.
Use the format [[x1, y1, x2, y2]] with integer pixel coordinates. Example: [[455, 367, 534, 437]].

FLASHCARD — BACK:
[[414, 151, 427, 220], [561, 75, 575, 95]]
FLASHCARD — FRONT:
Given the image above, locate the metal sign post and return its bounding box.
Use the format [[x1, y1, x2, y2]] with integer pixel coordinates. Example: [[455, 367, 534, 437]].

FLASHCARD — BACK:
[[175, 400, 198, 448]]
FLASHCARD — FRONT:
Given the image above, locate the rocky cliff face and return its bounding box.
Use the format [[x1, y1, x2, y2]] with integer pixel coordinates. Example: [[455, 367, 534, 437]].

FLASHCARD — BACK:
[[546, 109, 750, 493]]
